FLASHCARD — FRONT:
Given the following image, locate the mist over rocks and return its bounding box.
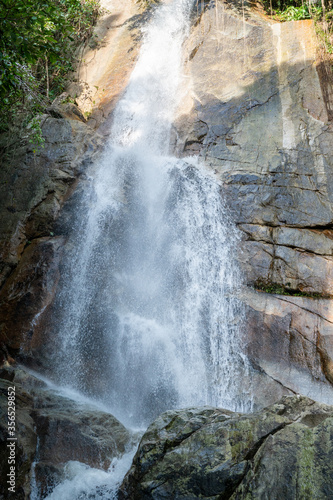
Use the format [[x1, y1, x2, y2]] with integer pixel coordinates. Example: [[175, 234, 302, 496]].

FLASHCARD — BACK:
[[0, 367, 134, 499]]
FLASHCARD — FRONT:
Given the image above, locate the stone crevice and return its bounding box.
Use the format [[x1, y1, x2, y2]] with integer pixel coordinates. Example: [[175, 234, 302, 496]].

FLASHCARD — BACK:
[[245, 238, 333, 258], [315, 329, 333, 385], [275, 295, 333, 325], [243, 422, 290, 462], [287, 324, 333, 386], [249, 360, 297, 395]]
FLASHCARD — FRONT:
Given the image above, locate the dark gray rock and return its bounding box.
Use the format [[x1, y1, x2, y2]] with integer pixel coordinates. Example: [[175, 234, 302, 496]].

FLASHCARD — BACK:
[[0, 105, 103, 363], [0, 237, 65, 357], [0, 367, 132, 498]]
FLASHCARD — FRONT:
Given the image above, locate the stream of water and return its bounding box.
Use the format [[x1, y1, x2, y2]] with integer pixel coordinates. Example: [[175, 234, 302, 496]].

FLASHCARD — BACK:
[[41, 0, 252, 496]]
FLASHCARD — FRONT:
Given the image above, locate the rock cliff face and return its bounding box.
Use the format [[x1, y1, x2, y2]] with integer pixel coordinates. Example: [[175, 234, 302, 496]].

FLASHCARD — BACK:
[[0, 0, 140, 363], [2, 0, 332, 411], [173, 0, 333, 406], [120, 395, 333, 499], [0, 108, 101, 362], [0, 4, 145, 497]]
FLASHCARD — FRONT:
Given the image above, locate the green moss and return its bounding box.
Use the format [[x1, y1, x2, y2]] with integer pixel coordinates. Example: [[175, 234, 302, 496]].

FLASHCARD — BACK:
[[136, 0, 160, 9], [316, 23, 333, 54], [253, 280, 329, 298], [229, 420, 254, 462], [297, 429, 319, 499]]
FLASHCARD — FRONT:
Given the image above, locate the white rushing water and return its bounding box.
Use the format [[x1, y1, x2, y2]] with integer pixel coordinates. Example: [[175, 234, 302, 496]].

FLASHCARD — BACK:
[[42, 0, 252, 496], [53, 0, 251, 425], [43, 449, 137, 500]]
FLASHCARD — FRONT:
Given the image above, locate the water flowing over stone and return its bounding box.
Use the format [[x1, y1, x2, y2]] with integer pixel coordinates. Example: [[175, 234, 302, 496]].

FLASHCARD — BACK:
[[174, 1, 333, 406], [2, 0, 333, 498], [51, 0, 251, 429], [52, 0, 251, 430]]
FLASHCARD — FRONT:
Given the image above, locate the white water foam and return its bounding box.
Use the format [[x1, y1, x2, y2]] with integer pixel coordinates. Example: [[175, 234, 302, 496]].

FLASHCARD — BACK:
[[52, 0, 252, 426], [44, 449, 137, 500], [39, 0, 253, 496]]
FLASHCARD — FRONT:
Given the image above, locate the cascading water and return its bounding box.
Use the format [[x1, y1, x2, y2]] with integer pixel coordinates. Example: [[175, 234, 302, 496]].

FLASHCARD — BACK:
[[52, 0, 251, 427], [42, 0, 252, 495]]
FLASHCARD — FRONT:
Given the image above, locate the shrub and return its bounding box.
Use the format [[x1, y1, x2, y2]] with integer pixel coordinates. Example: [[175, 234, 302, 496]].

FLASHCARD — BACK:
[[0, 0, 101, 140]]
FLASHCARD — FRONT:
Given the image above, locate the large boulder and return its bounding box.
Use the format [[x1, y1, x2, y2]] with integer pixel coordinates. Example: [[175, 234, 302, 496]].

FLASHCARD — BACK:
[[120, 395, 333, 499]]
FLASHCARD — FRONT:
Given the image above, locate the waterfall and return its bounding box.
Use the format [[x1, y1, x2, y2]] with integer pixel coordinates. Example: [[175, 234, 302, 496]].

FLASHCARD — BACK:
[[51, 0, 251, 429]]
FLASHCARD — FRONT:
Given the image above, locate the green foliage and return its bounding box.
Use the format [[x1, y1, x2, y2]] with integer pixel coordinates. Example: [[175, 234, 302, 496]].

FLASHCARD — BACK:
[[27, 116, 45, 153], [254, 280, 326, 298], [316, 22, 333, 53], [0, 0, 101, 142], [274, 3, 321, 21], [264, 0, 309, 14], [263, 0, 323, 21], [261, 0, 333, 81]]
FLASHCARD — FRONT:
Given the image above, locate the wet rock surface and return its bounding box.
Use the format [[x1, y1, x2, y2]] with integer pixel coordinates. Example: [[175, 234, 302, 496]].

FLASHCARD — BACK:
[[0, 104, 103, 363], [0, 367, 132, 499], [174, 0, 333, 404], [120, 395, 333, 500], [0, 0, 143, 367], [178, 1, 333, 294], [0, 237, 65, 357], [1, 1, 333, 496]]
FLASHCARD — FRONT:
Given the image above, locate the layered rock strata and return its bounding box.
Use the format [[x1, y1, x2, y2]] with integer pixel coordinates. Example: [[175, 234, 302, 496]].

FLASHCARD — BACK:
[[174, 0, 333, 404]]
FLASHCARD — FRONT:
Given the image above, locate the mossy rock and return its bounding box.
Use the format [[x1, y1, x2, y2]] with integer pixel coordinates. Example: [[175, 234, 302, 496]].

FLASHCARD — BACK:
[[120, 396, 333, 499]]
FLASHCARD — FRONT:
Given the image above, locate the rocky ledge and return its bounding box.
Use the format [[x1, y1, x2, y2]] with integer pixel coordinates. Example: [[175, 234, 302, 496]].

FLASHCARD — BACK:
[[120, 395, 333, 499]]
